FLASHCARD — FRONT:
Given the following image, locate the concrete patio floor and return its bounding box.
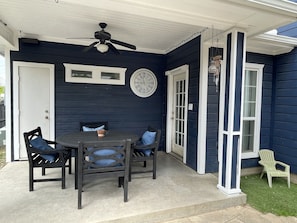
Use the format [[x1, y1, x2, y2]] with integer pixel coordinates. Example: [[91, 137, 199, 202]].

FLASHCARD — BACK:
[[0, 152, 246, 223], [164, 205, 297, 223]]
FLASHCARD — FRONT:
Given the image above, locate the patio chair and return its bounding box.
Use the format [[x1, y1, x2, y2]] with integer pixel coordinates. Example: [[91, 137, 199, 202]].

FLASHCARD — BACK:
[[23, 127, 71, 191], [129, 127, 161, 181], [77, 139, 131, 209], [258, 149, 290, 188]]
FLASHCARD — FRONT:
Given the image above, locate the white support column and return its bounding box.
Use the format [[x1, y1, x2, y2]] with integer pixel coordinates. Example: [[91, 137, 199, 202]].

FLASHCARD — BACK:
[[4, 48, 11, 162], [197, 36, 210, 174], [217, 29, 246, 194]]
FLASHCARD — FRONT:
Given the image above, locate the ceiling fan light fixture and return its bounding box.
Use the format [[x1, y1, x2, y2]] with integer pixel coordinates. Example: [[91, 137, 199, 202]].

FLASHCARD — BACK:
[[96, 43, 109, 53]]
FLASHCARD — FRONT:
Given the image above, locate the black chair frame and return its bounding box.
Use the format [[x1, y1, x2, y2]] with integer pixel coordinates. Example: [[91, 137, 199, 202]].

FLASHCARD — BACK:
[[129, 128, 161, 181], [23, 127, 71, 191], [77, 139, 131, 209]]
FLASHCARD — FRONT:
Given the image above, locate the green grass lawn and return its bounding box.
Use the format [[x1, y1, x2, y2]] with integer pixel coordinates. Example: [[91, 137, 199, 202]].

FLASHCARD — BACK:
[[241, 174, 297, 216]]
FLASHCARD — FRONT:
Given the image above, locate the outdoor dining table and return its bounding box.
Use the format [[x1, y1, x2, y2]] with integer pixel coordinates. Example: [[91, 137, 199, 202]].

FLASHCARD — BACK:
[[56, 130, 139, 189]]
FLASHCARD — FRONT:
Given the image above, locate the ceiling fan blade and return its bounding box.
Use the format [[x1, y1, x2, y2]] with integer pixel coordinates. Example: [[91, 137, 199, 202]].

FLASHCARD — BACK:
[[110, 39, 136, 50], [67, 37, 96, 40], [83, 41, 99, 52], [106, 43, 120, 54]]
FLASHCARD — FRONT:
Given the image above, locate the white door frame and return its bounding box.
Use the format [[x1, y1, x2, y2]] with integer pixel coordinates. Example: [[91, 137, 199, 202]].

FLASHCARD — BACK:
[[12, 61, 55, 160], [165, 64, 189, 163]]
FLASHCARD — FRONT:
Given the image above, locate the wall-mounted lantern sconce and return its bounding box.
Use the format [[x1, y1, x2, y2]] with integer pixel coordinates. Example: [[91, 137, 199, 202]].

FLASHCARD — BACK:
[[208, 26, 222, 92]]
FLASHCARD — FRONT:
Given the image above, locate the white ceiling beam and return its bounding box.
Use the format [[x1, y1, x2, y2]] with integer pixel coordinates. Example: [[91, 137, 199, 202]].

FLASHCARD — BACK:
[[0, 21, 14, 48]]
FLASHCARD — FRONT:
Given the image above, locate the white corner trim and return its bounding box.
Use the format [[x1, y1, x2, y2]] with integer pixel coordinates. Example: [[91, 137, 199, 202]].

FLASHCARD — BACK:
[[5, 50, 11, 162], [197, 41, 209, 174]]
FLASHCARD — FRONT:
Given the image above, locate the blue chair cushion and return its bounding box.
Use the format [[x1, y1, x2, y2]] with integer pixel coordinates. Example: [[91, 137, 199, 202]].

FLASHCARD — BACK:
[[30, 136, 56, 162], [135, 131, 156, 156], [91, 148, 122, 167], [82, 125, 105, 132]]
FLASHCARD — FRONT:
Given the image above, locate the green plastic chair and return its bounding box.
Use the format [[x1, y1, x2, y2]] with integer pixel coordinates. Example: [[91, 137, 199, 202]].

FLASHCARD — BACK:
[[258, 149, 290, 188]]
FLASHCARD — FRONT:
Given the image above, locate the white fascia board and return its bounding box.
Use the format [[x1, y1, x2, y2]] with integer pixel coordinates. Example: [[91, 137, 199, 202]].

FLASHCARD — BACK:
[[247, 33, 297, 55], [256, 33, 297, 45], [246, 45, 294, 55]]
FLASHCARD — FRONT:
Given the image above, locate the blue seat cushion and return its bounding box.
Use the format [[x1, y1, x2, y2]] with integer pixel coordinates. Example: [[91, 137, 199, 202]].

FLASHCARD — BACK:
[[136, 131, 156, 156], [82, 125, 105, 132], [90, 148, 122, 167], [30, 136, 56, 162]]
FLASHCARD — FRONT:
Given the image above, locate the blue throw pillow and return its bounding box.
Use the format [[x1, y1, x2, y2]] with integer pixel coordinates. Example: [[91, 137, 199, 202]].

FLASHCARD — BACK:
[[142, 131, 156, 145], [82, 125, 105, 132], [137, 131, 156, 156], [30, 136, 56, 162]]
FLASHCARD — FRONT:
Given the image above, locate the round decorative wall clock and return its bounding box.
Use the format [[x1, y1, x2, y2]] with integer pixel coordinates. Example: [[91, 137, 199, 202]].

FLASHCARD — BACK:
[[130, 68, 157, 98]]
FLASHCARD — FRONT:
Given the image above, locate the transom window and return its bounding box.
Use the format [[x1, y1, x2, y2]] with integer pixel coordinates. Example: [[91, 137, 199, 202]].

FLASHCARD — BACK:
[[241, 63, 264, 159], [63, 63, 126, 85]]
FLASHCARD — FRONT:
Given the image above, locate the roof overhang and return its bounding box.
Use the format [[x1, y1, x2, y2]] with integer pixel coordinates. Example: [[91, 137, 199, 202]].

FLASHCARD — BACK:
[[248, 31, 297, 55]]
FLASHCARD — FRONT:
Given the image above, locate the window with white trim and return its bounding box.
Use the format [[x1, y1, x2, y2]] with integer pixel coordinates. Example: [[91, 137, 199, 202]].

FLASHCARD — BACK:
[[241, 63, 264, 159], [63, 63, 126, 85]]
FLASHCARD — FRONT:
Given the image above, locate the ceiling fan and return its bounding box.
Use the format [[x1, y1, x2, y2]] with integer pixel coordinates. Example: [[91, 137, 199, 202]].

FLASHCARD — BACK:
[[82, 22, 136, 54]]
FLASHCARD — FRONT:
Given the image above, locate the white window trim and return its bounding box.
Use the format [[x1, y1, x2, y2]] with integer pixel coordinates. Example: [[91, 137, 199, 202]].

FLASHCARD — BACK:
[[63, 63, 127, 85], [241, 62, 264, 159]]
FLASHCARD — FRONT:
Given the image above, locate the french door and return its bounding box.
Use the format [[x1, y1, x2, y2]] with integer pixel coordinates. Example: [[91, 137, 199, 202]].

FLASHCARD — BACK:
[[172, 74, 186, 157], [166, 65, 189, 163]]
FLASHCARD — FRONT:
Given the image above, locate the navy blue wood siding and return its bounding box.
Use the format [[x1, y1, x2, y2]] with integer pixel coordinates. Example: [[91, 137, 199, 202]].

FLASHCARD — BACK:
[[272, 48, 297, 173], [11, 41, 166, 149], [206, 74, 219, 172], [166, 37, 200, 170], [243, 52, 274, 168], [11, 38, 290, 174]]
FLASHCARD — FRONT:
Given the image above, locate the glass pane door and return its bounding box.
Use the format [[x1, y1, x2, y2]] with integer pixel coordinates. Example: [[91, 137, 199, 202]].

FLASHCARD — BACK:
[[172, 74, 186, 157]]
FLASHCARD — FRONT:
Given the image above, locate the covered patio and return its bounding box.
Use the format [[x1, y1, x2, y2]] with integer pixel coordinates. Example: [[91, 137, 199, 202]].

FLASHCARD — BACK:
[[0, 152, 245, 223], [1, 1, 297, 198]]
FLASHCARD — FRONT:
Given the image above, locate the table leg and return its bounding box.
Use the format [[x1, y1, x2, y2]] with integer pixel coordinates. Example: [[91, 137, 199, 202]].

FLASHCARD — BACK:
[[75, 148, 78, 189]]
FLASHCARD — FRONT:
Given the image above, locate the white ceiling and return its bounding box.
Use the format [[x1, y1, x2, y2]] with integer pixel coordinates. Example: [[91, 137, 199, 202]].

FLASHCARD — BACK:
[[0, 0, 297, 55]]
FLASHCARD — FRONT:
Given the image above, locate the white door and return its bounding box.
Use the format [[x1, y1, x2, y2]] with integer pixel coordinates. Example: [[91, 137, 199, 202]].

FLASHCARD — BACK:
[[13, 62, 55, 160], [172, 74, 186, 157], [166, 65, 189, 163]]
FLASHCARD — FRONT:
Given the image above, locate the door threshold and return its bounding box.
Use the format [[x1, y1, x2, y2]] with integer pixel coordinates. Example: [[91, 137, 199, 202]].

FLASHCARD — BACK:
[[169, 152, 183, 162]]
